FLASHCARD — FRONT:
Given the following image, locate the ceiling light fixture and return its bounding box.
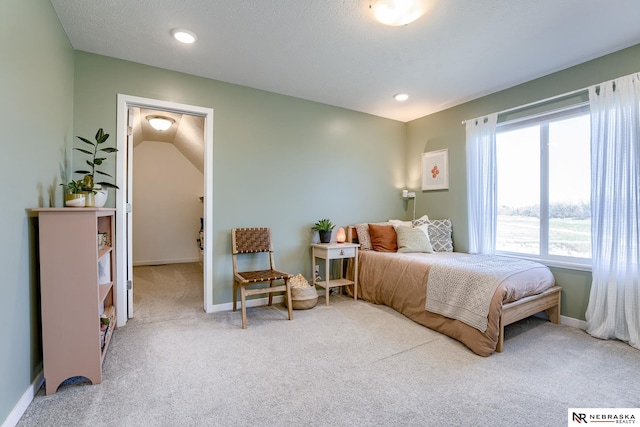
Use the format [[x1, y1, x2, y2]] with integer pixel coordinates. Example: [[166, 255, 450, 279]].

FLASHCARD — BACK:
[[171, 28, 197, 44], [370, 0, 427, 26], [147, 115, 175, 131], [394, 93, 409, 102]]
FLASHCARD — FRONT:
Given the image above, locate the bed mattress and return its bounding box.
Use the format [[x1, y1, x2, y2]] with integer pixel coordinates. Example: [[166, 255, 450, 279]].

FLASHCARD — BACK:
[[355, 251, 555, 356]]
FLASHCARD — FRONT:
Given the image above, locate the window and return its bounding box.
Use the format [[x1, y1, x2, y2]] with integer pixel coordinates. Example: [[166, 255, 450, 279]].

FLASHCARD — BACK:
[[495, 106, 591, 266]]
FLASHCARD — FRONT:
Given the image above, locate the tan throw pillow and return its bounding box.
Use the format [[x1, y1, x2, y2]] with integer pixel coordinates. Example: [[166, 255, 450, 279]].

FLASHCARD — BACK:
[[368, 224, 398, 252], [395, 225, 433, 253], [355, 222, 390, 250]]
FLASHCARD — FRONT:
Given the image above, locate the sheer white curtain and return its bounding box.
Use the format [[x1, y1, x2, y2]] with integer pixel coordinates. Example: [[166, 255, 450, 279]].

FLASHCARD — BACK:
[[466, 114, 498, 254], [586, 73, 640, 350]]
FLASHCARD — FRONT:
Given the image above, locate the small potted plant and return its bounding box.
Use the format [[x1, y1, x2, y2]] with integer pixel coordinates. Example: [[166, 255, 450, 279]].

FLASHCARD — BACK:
[[313, 218, 335, 243], [74, 128, 119, 207], [61, 180, 86, 207]]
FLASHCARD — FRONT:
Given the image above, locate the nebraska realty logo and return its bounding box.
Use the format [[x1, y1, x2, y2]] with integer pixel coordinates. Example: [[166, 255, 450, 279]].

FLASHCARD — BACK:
[[569, 408, 639, 425]]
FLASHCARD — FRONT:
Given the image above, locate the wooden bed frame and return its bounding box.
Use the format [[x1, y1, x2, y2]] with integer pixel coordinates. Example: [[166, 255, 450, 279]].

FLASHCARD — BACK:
[[497, 285, 561, 352], [346, 226, 562, 353]]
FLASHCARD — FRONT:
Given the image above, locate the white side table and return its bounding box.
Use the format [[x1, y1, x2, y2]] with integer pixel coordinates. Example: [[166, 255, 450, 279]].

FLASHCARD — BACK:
[[311, 242, 359, 306]]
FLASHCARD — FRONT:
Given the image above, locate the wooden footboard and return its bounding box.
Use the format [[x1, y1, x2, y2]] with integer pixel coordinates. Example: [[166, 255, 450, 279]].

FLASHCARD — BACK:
[[496, 285, 562, 352]]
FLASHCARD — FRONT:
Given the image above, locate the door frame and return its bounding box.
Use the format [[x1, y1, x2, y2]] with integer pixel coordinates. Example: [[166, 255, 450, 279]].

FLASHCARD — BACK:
[[115, 94, 214, 326]]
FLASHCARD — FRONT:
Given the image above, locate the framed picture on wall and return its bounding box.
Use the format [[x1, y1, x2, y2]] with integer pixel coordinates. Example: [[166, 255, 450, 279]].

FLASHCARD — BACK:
[[422, 149, 449, 191]]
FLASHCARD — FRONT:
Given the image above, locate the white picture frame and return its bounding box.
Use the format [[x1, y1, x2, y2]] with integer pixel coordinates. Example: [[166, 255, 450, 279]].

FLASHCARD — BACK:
[[422, 149, 449, 191]]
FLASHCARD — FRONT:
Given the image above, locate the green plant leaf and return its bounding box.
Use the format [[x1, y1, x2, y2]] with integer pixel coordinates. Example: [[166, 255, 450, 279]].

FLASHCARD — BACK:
[[94, 159, 104, 165], [77, 136, 95, 146], [74, 148, 94, 155], [97, 181, 119, 189], [96, 170, 113, 177], [74, 169, 91, 174], [86, 160, 94, 167], [100, 147, 118, 153]]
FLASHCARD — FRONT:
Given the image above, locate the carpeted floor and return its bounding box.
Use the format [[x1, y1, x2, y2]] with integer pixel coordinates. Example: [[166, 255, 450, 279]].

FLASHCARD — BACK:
[[17, 263, 640, 426]]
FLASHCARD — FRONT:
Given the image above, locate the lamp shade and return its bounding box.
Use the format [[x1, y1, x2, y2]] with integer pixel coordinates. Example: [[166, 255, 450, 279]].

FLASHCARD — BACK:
[[336, 227, 346, 243]]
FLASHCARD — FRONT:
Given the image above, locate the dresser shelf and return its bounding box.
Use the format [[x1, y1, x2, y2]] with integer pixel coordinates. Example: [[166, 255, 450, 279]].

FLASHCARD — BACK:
[[33, 208, 117, 395]]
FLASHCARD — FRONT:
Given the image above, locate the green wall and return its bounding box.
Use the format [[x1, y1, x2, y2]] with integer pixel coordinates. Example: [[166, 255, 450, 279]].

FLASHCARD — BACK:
[[0, 0, 74, 422], [73, 52, 407, 307], [406, 43, 640, 320]]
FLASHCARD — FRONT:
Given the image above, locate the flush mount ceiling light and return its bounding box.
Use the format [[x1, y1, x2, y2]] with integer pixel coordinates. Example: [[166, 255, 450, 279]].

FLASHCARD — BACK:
[[146, 115, 175, 131], [171, 28, 197, 44], [370, 0, 427, 26], [394, 93, 409, 102]]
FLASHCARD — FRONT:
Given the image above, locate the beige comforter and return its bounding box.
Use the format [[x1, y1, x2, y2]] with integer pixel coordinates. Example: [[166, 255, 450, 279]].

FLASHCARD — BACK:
[[354, 251, 555, 356]]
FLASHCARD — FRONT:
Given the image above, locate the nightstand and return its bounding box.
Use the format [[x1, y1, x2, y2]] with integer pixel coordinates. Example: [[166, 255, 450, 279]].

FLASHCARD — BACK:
[[311, 242, 359, 306]]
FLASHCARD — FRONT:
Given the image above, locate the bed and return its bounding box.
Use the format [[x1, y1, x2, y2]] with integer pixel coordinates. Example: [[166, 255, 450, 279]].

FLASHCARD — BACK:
[[346, 221, 561, 356]]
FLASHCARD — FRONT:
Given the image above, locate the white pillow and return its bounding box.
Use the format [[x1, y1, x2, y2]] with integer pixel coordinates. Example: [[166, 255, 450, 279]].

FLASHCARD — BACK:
[[395, 225, 433, 253], [388, 219, 413, 229]]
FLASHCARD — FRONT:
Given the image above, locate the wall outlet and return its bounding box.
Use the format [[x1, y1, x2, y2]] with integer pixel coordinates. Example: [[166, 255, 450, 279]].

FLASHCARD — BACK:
[[315, 265, 319, 275]]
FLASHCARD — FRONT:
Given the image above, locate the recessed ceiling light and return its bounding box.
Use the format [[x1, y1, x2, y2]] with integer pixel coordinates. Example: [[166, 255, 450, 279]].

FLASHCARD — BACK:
[[171, 28, 197, 44], [394, 93, 409, 102], [370, 0, 427, 26], [146, 115, 175, 131]]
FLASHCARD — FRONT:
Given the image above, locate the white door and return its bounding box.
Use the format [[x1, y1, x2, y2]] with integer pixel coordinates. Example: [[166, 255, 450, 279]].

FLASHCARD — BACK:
[[126, 107, 134, 318]]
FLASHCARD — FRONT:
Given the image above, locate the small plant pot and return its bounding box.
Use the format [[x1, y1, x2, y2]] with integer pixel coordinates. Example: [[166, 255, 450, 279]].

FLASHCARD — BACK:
[[94, 186, 108, 208], [319, 230, 332, 243], [81, 191, 95, 207], [65, 194, 85, 208]]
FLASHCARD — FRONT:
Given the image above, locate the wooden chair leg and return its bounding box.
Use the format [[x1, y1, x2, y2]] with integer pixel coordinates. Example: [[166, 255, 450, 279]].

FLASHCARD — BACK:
[[240, 286, 248, 329], [233, 280, 238, 312], [285, 279, 293, 321], [268, 280, 274, 306]]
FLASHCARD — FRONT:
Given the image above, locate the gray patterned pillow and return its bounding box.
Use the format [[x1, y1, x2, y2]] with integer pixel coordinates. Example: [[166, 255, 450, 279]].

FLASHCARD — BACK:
[[414, 219, 453, 252], [411, 215, 430, 227]]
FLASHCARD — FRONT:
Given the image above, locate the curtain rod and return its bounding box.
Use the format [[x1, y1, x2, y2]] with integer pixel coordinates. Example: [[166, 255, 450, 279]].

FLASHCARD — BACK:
[[461, 86, 588, 125]]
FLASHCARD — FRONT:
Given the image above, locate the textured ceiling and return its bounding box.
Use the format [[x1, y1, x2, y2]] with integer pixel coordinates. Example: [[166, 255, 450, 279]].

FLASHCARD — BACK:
[[51, 0, 640, 122]]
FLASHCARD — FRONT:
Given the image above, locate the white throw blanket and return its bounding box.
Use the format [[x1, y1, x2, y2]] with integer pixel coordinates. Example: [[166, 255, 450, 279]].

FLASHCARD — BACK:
[[425, 255, 540, 332]]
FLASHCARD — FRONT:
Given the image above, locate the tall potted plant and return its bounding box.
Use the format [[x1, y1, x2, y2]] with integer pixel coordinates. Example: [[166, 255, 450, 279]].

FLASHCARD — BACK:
[[313, 218, 335, 243], [74, 128, 119, 207]]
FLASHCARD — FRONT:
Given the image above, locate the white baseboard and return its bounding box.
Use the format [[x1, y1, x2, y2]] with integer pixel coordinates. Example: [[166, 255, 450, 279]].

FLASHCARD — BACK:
[[560, 315, 587, 330], [208, 295, 285, 313], [2, 371, 44, 427], [133, 257, 200, 266]]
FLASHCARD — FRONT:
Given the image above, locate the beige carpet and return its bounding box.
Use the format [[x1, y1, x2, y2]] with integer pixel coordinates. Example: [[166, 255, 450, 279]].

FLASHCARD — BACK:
[[132, 262, 204, 322], [17, 263, 640, 426]]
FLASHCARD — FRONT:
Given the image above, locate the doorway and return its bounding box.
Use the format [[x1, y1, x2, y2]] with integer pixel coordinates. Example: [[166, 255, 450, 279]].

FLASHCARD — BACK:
[[131, 107, 205, 319], [116, 95, 214, 327]]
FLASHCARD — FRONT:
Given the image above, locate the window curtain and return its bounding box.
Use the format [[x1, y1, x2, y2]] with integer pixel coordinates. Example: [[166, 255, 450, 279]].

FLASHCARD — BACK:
[[586, 73, 640, 350], [466, 114, 498, 254]]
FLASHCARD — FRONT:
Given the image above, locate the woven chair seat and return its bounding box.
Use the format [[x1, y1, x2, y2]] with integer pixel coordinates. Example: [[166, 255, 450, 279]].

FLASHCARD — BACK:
[[237, 269, 292, 283]]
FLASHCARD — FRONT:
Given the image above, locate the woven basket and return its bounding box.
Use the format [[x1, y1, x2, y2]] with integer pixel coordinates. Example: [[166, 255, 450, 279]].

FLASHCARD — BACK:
[[284, 286, 318, 310]]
